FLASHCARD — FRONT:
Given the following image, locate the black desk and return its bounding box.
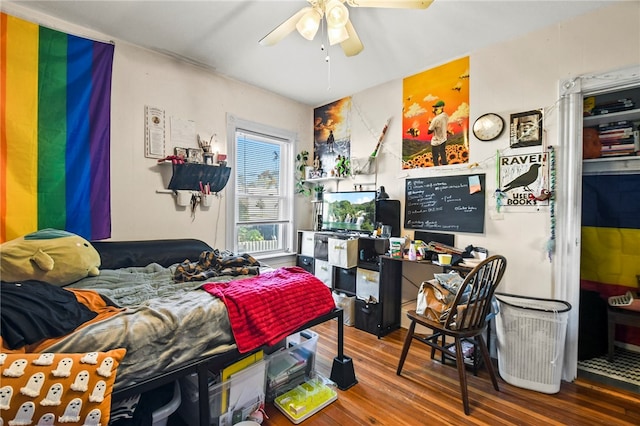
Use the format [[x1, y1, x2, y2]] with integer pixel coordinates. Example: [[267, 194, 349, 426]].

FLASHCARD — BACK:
[[374, 256, 472, 337], [380, 256, 491, 372]]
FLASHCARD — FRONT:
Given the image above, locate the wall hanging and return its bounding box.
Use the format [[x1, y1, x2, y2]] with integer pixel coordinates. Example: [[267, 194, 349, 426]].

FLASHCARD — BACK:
[[1, 13, 114, 242]]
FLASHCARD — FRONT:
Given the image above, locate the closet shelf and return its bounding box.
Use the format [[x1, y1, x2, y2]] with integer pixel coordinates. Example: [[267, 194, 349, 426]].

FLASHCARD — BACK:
[[583, 108, 640, 127], [583, 155, 640, 174]]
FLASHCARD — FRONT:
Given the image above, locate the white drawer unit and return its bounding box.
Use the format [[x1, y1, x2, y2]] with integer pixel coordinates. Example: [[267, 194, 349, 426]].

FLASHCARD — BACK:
[[299, 231, 315, 257], [295, 229, 404, 337], [328, 238, 358, 269], [313, 259, 332, 288], [356, 268, 380, 302]]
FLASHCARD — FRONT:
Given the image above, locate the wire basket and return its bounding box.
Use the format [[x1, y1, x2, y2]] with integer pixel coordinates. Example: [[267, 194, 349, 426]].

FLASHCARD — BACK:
[[495, 293, 571, 394]]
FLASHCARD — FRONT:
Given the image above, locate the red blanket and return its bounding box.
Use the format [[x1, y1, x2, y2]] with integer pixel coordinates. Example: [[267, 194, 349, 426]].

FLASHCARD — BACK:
[[201, 266, 336, 353]]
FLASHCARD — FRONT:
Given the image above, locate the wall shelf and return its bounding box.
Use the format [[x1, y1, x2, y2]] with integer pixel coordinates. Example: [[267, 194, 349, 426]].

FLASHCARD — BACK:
[[302, 177, 345, 184], [167, 163, 231, 192]]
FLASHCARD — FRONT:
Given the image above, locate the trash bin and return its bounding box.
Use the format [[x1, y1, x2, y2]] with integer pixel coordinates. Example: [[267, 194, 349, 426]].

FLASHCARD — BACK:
[[495, 293, 572, 394]]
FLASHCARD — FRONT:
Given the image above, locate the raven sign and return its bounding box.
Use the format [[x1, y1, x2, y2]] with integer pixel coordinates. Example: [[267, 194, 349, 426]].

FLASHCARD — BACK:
[[499, 152, 549, 207]]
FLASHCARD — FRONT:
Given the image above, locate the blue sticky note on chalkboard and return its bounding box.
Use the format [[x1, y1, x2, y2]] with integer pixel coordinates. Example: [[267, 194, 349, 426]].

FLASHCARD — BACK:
[[469, 175, 481, 194]]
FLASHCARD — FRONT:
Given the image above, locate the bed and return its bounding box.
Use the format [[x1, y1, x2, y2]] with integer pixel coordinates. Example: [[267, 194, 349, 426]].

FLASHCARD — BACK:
[[1, 238, 356, 426]]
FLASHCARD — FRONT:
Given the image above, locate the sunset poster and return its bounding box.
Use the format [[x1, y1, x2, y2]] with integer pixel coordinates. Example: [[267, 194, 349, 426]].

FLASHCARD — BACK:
[[402, 56, 470, 169]]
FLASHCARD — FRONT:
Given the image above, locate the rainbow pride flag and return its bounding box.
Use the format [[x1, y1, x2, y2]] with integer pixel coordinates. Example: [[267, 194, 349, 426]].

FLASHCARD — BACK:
[[1, 13, 113, 242]]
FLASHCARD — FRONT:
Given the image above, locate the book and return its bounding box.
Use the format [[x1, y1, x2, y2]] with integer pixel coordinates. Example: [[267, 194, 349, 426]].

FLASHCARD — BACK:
[[595, 97, 633, 106], [227, 359, 266, 417], [426, 241, 465, 255], [593, 104, 635, 115], [220, 350, 264, 412], [598, 120, 633, 131], [267, 352, 307, 387], [600, 150, 636, 157], [600, 143, 635, 151], [598, 128, 634, 137], [600, 137, 636, 146]]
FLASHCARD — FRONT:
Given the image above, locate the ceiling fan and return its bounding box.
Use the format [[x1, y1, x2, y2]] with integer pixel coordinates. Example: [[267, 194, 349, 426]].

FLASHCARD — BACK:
[[259, 0, 434, 57]]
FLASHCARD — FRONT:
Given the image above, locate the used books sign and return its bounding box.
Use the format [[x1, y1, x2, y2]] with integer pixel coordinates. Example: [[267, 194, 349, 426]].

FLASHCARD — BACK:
[[499, 152, 549, 207]]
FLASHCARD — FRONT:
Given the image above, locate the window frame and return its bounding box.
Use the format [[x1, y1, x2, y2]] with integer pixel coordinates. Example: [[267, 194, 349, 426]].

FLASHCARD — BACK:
[[225, 114, 296, 258]]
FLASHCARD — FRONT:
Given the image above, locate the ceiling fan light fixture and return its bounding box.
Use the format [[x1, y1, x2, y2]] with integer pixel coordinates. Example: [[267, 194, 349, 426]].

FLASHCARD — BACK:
[[262, 0, 434, 56], [328, 24, 349, 45], [296, 8, 322, 40], [325, 0, 349, 28]]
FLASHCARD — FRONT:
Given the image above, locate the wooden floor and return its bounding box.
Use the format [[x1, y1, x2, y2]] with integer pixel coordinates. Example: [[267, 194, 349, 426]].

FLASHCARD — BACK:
[[261, 321, 640, 426]]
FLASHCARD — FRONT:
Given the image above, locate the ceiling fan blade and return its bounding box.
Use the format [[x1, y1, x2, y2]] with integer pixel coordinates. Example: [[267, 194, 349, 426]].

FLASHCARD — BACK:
[[346, 0, 433, 9], [259, 7, 312, 46], [341, 20, 364, 57]]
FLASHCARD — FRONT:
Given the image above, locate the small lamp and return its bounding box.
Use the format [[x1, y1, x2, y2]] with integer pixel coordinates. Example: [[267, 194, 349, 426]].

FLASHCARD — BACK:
[[325, 0, 349, 28], [327, 25, 349, 45], [296, 8, 322, 40], [377, 186, 389, 200], [325, 0, 349, 45]]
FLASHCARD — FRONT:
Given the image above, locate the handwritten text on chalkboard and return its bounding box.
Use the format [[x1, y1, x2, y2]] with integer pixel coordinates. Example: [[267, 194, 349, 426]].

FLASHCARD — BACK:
[[404, 174, 485, 233]]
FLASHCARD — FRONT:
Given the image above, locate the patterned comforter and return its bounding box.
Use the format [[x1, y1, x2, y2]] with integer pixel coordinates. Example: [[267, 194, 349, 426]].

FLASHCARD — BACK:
[[7, 263, 332, 391]]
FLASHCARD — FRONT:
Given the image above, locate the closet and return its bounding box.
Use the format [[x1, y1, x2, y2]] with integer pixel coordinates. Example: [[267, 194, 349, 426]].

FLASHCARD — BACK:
[[577, 77, 640, 390], [556, 65, 640, 389]]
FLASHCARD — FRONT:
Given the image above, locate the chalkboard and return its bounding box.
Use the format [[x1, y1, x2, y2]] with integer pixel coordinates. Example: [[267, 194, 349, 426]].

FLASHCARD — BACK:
[[404, 174, 485, 234]]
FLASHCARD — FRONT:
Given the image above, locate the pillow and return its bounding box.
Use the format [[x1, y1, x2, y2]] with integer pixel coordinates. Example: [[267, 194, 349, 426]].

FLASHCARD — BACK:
[[0, 348, 125, 426], [0, 228, 101, 287]]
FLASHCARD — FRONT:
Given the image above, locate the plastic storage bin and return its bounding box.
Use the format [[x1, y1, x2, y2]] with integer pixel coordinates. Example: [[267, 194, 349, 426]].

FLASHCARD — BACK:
[[178, 359, 266, 426], [274, 374, 338, 424], [266, 329, 319, 402], [495, 293, 572, 394], [152, 381, 181, 426], [332, 291, 355, 326]]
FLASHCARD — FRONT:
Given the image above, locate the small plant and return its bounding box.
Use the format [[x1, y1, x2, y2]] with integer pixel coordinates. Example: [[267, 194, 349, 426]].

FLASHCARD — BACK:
[[313, 184, 325, 201], [295, 150, 311, 196], [296, 150, 309, 175]]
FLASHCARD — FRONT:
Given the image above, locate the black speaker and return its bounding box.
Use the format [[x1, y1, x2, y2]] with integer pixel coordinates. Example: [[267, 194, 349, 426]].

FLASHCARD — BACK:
[[375, 199, 401, 237]]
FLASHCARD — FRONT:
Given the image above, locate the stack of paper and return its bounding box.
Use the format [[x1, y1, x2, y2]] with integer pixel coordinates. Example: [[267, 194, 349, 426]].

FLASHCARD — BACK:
[[267, 347, 313, 401]]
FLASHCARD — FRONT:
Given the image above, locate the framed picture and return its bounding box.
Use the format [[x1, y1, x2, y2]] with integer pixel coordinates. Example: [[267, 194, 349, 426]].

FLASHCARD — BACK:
[[144, 106, 165, 159], [187, 148, 203, 163], [305, 166, 314, 180], [509, 109, 543, 148], [174, 147, 187, 160]]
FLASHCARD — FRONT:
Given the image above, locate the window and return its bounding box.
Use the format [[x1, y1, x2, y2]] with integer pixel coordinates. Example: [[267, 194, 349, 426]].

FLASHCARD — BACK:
[[226, 115, 295, 257]]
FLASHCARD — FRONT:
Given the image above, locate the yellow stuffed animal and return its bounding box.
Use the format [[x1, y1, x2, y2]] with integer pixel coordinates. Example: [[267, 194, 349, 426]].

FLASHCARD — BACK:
[[0, 228, 101, 286]]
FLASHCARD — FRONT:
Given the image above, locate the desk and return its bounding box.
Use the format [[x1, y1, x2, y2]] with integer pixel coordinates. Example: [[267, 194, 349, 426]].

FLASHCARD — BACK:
[[376, 256, 472, 337], [381, 256, 491, 371], [380, 255, 473, 277], [608, 306, 640, 361]]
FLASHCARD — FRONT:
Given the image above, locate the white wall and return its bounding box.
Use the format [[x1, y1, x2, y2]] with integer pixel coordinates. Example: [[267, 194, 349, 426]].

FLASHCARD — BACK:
[[3, 3, 313, 253], [108, 43, 312, 251], [347, 1, 640, 301]]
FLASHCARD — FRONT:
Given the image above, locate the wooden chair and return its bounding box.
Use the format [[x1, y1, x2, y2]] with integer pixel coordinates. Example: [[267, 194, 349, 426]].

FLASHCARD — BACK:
[[396, 255, 507, 415]]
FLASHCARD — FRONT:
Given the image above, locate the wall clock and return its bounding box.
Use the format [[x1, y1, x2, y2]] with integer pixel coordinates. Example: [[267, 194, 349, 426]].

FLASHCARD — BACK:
[[473, 113, 505, 141]]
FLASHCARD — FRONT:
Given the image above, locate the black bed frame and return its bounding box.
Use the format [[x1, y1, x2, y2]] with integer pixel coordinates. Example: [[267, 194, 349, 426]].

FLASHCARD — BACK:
[[93, 239, 357, 426]]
